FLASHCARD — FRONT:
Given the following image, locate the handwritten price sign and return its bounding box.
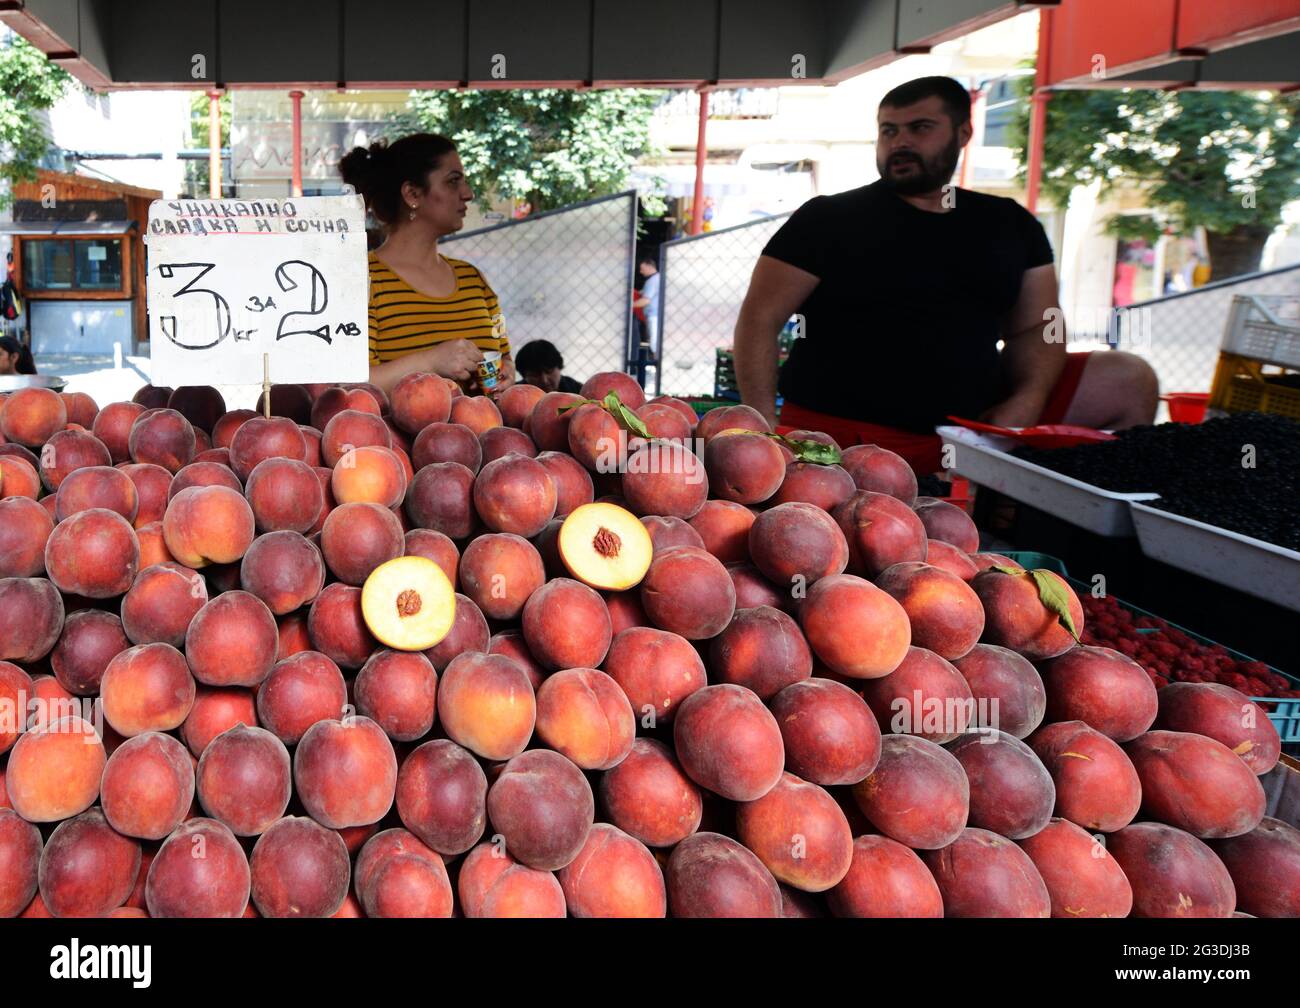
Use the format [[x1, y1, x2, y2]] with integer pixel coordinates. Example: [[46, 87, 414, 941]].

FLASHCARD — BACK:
[[144, 195, 369, 385]]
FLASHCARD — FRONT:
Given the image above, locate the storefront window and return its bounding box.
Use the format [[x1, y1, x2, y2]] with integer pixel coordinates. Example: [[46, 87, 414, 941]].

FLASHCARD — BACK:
[[75, 240, 124, 289], [22, 239, 75, 290], [22, 238, 124, 292]]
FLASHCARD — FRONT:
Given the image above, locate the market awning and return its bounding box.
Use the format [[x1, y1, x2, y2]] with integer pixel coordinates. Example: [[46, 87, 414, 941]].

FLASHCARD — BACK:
[[1, 0, 1049, 91], [0, 220, 136, 236], [1041, 0, 1300, 89]]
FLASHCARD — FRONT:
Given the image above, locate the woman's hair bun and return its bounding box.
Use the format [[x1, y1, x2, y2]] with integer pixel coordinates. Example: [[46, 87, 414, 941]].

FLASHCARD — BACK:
[[339, 139, 392, 200], [337, 132, 456, 227]]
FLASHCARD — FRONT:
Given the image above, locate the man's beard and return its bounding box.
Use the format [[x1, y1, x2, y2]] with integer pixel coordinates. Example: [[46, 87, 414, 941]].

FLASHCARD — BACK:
[[878, 134, 962, 196]]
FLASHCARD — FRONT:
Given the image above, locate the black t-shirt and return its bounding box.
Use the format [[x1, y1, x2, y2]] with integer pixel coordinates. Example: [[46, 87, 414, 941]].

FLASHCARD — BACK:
[[557, 374, 583, 394], [763, 180, 1054, 432]]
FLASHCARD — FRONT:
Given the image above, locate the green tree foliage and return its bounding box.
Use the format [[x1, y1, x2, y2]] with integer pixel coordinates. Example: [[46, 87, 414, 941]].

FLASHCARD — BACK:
[[0, 34, 71, 206], [1010, 80, 1300, 277], [404, 88, 664, 214]]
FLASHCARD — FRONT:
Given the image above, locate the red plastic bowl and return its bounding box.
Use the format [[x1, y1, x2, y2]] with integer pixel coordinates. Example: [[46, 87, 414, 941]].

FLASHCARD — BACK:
[[1161, 393, 1209, 424]]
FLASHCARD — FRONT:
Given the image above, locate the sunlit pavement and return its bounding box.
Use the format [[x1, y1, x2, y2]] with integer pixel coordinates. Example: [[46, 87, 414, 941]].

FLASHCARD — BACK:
[[36, 354, 266, 412]]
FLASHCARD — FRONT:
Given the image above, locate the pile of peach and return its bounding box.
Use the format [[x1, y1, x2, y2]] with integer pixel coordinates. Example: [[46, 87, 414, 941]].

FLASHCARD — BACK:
[[1, 374, 1296, 919]]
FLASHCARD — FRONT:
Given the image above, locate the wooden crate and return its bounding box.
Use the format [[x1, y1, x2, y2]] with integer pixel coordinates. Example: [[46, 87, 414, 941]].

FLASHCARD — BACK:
[[1207, 352, 1300, 420]]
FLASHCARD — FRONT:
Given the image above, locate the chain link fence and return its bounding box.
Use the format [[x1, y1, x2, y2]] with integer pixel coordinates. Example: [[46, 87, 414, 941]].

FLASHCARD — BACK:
[[442, 191, 637, 382], [1083, 262, 1300, 397], [655, 213, 792, 398]]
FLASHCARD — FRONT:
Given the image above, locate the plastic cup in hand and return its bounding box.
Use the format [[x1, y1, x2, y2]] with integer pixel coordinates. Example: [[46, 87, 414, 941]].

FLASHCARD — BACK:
[[476, 351, 502, 395]]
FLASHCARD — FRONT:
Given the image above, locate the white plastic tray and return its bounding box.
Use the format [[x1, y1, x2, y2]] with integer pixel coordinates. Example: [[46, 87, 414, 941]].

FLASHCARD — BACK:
[[1129, 500, 1300, 613], [937, 425, 1159, 537]]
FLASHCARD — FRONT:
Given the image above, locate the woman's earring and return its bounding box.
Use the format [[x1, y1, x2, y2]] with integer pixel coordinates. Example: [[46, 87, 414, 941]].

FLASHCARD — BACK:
[[409, 204, 417, 221]]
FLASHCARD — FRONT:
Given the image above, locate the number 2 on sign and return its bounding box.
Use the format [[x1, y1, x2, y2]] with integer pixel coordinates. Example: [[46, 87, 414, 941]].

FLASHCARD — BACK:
[[275, 260, 330, 344]]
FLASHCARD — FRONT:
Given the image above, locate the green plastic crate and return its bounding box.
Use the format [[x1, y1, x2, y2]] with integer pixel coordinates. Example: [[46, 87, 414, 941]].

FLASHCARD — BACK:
[[687, 396, 783, 416], [1000, 552, 1068, 576], [1004, 551, 1300, 744]]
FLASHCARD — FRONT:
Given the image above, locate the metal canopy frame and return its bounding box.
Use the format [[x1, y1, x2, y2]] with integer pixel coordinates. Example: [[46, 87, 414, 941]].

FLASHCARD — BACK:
[[1022, 0, 1300, 211], [0, 0, 1052, 92]]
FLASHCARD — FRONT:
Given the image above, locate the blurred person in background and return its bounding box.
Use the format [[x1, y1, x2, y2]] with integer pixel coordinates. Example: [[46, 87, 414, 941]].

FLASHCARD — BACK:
[[0, 336, 37, 376], [633, 255, 661, 356], [515, 339, 582, 394]]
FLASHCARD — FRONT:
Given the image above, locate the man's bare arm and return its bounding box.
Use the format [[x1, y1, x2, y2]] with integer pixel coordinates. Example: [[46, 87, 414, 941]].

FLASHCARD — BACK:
[[982, 263, 1067, 427], [734, 256, 821, 427]]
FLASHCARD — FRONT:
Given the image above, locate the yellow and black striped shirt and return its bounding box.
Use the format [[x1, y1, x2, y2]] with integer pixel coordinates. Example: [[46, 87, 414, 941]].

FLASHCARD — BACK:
[[367, 251, 510, 366]]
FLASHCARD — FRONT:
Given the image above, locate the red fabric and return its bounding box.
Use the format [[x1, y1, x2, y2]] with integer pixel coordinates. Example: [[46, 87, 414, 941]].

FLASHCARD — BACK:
[[777, 404, 948, 474], [777, 351, 1095, 475], [1038, 350, 1091, 424]]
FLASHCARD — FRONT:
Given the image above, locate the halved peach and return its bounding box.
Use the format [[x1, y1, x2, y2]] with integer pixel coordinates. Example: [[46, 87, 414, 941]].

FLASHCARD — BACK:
[[361, 556, 456, 652], [558, 502, 654, 591]]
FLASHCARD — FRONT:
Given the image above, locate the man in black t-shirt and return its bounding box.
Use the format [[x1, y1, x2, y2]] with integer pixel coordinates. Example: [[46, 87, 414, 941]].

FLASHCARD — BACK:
[[734, 76, 1158, 474]]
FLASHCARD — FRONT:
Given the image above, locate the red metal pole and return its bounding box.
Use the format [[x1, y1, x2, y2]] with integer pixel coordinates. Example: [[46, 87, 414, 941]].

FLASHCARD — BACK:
[[1025, 9, 1053, 213], [289, 90, 305, 198], [207, 90, 222, 199], [690, 87, 709, 235]]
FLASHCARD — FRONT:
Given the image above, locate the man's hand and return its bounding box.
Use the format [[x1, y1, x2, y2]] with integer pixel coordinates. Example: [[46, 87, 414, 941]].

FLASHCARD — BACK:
[[994, 263, 1067, 426], [979, 392, 1047, 429], [734, 256, 819, 425]]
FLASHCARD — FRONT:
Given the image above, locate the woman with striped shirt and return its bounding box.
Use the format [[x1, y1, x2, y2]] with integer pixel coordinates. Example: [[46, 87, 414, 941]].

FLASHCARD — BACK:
[[339, 133, 515, 395]]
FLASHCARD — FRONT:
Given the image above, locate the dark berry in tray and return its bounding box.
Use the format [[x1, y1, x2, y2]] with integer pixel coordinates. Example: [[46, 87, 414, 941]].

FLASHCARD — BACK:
[[1013, 413, 1300, 550]]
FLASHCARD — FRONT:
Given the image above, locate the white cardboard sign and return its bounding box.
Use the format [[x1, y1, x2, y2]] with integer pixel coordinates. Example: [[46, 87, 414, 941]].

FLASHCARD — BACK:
[[144, 195, 368, 385]]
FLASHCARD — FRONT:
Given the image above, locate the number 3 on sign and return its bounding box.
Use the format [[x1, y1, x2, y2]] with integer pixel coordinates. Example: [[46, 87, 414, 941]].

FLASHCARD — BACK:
[[155, 263, 231, 349]]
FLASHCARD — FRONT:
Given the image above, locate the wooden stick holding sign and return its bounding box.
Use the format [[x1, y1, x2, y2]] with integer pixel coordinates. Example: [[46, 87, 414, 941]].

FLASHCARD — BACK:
[[263, 354, 272, 419]]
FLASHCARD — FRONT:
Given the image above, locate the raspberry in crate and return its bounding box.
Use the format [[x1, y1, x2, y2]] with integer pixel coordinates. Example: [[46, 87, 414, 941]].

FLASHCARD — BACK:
[[1079, 595, 1298, 698]]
